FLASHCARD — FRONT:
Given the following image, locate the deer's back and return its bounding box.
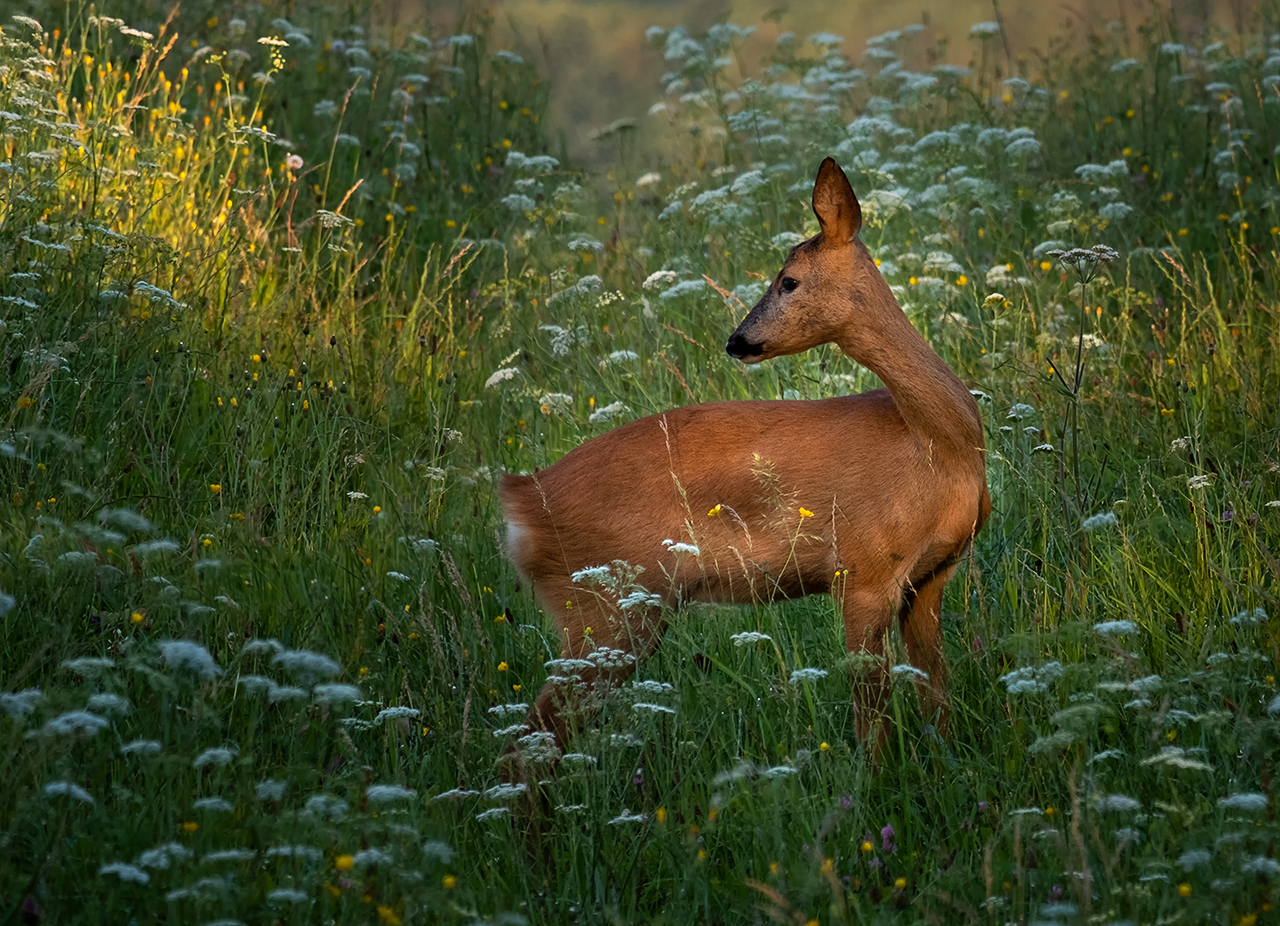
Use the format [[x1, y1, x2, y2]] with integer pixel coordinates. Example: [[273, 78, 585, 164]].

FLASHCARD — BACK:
[[500, 392, 985, 600]]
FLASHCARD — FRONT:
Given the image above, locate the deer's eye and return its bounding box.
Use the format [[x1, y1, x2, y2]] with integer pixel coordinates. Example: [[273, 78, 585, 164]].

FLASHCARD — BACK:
[[780, 277, 798, 293]]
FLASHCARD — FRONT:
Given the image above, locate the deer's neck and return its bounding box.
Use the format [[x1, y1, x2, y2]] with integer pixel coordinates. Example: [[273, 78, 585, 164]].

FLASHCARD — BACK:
[[837, 263, 985, 466]]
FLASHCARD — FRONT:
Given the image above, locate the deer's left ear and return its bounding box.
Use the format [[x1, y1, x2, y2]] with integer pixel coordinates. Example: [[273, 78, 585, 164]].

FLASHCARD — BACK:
[[812, 157, 862, 242]]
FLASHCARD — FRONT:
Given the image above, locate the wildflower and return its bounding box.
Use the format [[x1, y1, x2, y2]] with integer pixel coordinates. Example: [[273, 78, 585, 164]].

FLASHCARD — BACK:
[[880, 824, 898, 852], [374, 706, 421, 724], [161, 641, 222, 679], [662, 540, 700, 555], [609, 810, 647, 824], [258, 36, 289, 46], [256, 780, 287, 801], [335, 854, 355, 871], [708, 504, 723, 516], [193, 797, 234, 812], [891, 664, 929, 681], [377, 905, 402, 924], [45, 781, 95, 804], [286, 154, 303, 171], [122, 739, 162, 755], [269, 889, 308, 904], [1178, 883, 1191, 897], [1218, 793, 1268, 813], [367, 784, 417, 803], [0, 689, 42, 719], [476, 807, 510, 821], [1095, 794, 1141, 812], [731, 631, 772, 646], [484, 367, 519, 388], [790, 667, 828, 684], [894, 877, 907, 890], [799, 507, 814, 518], [193, 747, 236, 769], [138, 843, 193, 868], [36, 711, 110, 738], [1187, 475, 1213, 489], [442, 875, 457, 889], [1095, 620, 1138, 635], [210, 484, 222, 494], [1179, 849, 1211, 870], [314, 684, 361, 703], [589, 401, 629, 424], [633, 702, 677, 715], [1007, 403, 1036, 420], [1141, 747, 1212, 771], [272, 649, 341, 679], [61, 657, 115, 675], [1082, 511, 1118, 531], [100, 862, 150, 884]]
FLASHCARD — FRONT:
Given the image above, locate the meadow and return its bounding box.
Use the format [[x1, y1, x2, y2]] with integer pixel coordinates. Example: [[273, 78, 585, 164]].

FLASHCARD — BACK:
[[1, 2, 1279, 923]]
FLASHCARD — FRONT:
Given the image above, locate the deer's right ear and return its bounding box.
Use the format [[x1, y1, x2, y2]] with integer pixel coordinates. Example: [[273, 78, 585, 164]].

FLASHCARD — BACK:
[[812, 157, 862, 243]]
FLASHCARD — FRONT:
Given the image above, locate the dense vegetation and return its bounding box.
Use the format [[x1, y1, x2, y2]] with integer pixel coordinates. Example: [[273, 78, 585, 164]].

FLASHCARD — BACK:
[[2, 3, 1279, 923]]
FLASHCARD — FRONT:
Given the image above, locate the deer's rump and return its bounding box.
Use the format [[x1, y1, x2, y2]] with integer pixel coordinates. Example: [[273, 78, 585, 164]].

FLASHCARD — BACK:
[[498, 392, 959, 604]]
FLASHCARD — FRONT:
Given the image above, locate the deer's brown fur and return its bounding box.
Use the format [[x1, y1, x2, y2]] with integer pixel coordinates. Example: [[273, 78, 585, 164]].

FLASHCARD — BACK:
[[499, 157, 989, 751]]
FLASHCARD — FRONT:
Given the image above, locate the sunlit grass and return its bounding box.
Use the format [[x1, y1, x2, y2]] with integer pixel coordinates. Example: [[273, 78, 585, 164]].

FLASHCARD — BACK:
[[2, 3, 1279, 924]]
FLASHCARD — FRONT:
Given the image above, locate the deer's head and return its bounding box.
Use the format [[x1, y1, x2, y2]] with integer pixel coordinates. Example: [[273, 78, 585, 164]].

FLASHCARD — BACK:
[[726, 157, 878, 364]]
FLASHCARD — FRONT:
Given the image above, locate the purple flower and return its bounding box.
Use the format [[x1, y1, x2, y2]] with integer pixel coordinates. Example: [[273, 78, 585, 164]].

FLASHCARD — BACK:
[[839, 795, 852, 809], [868, 857, 883, 870], [978, 801, 988, 812], [881, 824, 897, 854], [1050, 884, 1064, 901]]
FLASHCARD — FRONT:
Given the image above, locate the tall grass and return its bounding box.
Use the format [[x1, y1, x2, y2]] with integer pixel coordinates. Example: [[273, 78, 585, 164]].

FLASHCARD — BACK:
[[1, 3, 1279, 924]]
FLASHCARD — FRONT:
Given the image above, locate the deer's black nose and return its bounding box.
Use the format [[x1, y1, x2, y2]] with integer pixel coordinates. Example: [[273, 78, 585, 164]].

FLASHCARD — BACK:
[[726, 333, 763, 359]]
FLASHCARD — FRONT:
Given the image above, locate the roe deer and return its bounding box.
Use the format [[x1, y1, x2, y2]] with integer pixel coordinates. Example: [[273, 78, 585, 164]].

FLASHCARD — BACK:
[[500, 157, 989, 755]]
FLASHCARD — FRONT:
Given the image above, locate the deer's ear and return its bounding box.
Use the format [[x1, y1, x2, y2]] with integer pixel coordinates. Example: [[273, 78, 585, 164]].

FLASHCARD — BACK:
[[812, 157, 861, 242]]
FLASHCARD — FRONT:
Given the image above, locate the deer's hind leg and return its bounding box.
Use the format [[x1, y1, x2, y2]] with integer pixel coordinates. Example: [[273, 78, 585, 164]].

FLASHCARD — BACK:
[[523, 574, 668, 756], [838, 579, 900, 747], [899, 564, 957, 736]]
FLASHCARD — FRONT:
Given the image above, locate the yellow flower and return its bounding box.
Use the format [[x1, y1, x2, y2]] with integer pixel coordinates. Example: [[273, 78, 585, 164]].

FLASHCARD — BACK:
[[209, 484, 222, 494], [324, 883, 341, 897], [908, 276, 918, 286], [656, 807, 667, 824], [202, 538, 212, 547], [336, 854, 354, 871], [1040, 260, 1052, 271], [769, 861, 779, 874], [251, 354, 261, 363], [708, 504, 722, 517], [799, 507, 814, 518], [131, 612, 144, 624], [497, 661, 508, 672], [1044, 806, 1056, 816], [956, 274, 968, 286], [360, 667, 369, 677], [377, 905, 401, 924], [861, 840, 872, 853], [182, 821, 199, 833], [373, 506, 381, 514], [1177, 883, 1191, 897], [697, 849, 707, 860], [820, 858, 834, 874], [442, 874, 457, 889], [895, 877, 907, 890], [513, 684, 521, 692], [819, 741, 829, 752], [16, 396, 36, 409], [1167, 729, 1177, 741]]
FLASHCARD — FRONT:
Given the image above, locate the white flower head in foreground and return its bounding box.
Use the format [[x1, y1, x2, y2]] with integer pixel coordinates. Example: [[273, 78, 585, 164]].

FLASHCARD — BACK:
[[100, 862, 149, 884], [272, 649, 341, 679], [36, 710, 110, 738], [194, 747, 237, 769], [731, 631, 772, 646], [662, 539, 700, 556], [609, 810, 647, 824], [374, 706, 421, 724], [1218, 793, 1268, 812], [1082, 511, 1119, 531], [589, 401, 629, 424], [45, 781, 94, 804], [1170, 436, 1191, 451], [160, 641, 222, 679], [476, 807, 511, 822], [1095, 620, 1138, 635], [367, 784, 417, 803], [790, 667, 828, 684], [1094, 794, 1141, 812], [1187, 474, 1213, 490], [484, 367, 519, 388]]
